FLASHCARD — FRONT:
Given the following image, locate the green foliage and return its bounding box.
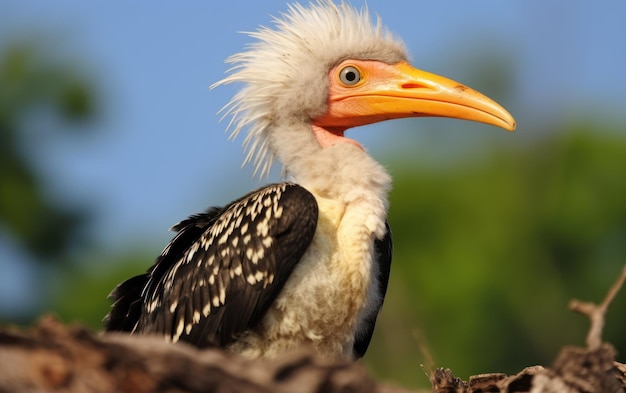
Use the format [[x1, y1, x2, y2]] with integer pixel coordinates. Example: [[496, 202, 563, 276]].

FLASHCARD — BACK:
[[50, 251, 155, 328], [0, 43, 96, 264], [363, 125, 626, 387]]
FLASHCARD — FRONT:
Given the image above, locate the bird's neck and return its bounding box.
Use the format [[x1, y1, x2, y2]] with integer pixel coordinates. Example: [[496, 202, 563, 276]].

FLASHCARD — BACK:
[[273, 122, 391, 234]]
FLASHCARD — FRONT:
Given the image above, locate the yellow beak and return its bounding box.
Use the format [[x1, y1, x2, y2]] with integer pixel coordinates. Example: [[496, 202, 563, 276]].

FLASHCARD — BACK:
[[314, 60, 516, 132]]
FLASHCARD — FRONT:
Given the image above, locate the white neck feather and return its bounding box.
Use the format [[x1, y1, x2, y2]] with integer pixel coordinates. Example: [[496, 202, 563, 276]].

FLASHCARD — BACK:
[[273, 121, 391, 237]]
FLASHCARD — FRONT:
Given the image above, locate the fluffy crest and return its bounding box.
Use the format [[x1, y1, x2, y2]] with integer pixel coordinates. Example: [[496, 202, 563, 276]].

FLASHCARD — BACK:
[[211, 1, 408, 178]]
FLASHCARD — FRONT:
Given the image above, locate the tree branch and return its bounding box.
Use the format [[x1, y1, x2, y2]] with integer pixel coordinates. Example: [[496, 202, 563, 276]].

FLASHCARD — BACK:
[[0, 316, 416, 393], [569, 265, 626, 350]]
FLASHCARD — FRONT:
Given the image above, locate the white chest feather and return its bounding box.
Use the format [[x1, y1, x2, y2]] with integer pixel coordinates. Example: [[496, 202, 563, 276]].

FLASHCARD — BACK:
[[230, 191, 387, 360]]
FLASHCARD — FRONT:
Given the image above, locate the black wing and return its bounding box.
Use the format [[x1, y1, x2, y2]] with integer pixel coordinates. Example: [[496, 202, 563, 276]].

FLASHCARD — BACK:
[[105, 183, 318, 348], [352, 221, 393, 358], [104, 273, 149, 332]]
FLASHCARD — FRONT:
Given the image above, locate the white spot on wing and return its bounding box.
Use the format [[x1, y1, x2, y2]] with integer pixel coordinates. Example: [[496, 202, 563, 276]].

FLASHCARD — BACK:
[[262, 237, 272, 248], [219, 287, 226, 304], [173, 319, 185, 343], [147, 299, 160, 313], [256, 220, 269, 237]]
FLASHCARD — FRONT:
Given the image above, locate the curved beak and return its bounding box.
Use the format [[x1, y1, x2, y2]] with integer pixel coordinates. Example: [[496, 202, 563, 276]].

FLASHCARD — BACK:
[[314, 60, 516, 132]]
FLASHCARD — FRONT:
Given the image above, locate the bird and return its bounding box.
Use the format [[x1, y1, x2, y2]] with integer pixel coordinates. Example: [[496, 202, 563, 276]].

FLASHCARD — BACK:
[[104, 0, 516, 361]]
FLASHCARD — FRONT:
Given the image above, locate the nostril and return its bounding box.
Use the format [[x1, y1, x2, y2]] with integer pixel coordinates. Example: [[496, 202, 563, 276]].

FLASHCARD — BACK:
[[402, 83, 426, 89]]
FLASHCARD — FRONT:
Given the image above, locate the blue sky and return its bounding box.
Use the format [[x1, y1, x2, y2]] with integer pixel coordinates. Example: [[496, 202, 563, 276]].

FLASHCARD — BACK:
[[1, 1, 625, 313]]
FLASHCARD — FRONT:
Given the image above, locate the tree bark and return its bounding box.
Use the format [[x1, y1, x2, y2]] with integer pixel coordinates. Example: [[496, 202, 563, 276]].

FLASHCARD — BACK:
[[0, 316, 415, 393], [0, 316, 624, 393], [1, 267, 625, 392]]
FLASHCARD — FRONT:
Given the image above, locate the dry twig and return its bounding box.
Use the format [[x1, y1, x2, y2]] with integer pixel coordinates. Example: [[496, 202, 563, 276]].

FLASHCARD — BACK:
[[569, 265, 626, 350]]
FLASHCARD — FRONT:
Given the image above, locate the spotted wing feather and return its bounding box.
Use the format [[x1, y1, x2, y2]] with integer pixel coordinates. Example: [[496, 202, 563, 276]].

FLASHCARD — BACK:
[[105, 183, 318, 348]]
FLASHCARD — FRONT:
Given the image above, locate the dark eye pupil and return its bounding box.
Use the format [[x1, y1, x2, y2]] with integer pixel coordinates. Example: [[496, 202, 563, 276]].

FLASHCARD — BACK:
[[339, 66, 360, 85]]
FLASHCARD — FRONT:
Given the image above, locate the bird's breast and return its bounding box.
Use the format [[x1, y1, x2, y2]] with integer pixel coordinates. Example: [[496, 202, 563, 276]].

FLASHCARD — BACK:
[[232, 192, 386, 360]]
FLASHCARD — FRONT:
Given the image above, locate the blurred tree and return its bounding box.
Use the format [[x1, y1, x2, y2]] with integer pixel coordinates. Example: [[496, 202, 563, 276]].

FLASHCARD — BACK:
[[0, 42, 98, 322], [0, 43, 96, 263], [364, 123, 626, 388], [50, 250, 157, 327]]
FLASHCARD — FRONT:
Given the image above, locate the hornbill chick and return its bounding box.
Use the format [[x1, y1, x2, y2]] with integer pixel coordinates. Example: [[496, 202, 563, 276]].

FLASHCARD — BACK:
[[105, 1, 516, 361]]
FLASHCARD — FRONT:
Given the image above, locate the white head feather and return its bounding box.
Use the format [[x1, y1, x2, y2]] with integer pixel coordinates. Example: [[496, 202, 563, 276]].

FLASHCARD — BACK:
[[211, 1, 408, 178]]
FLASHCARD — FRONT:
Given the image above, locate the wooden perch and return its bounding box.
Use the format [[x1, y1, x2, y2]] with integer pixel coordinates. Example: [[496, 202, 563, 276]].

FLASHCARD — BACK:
[[0, 316, 414, 393], [0, 266, 624, 392]]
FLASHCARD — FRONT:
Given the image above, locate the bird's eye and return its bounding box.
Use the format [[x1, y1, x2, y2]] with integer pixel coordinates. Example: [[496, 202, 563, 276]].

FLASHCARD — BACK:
[[339, 66, 361, 86]]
